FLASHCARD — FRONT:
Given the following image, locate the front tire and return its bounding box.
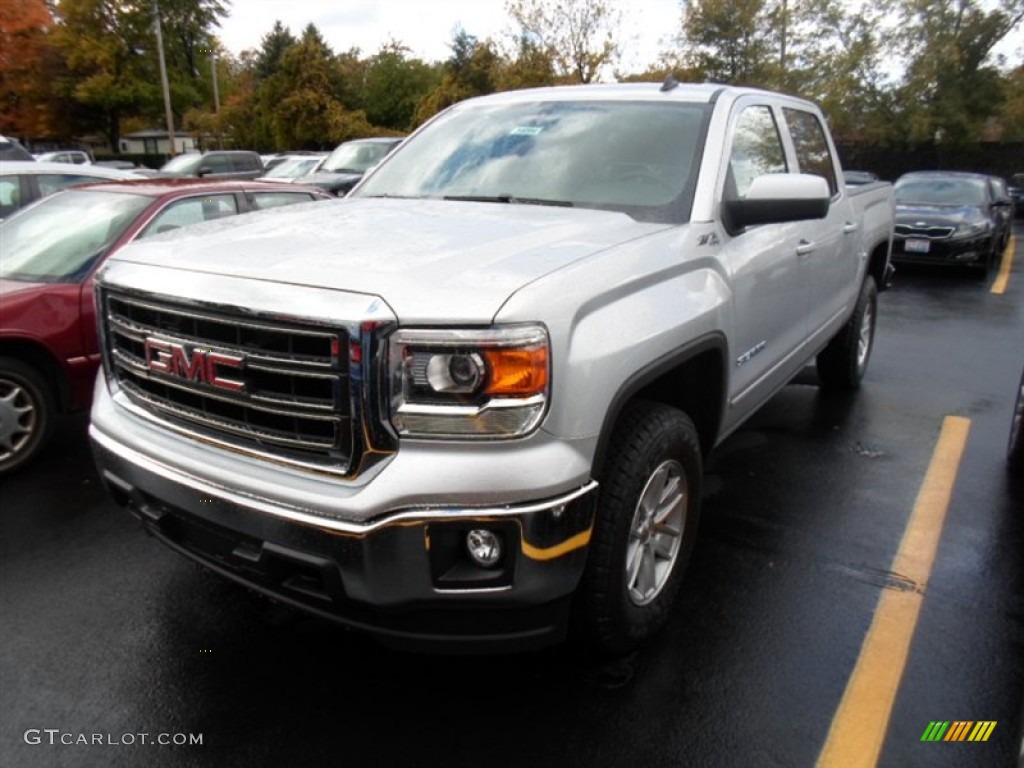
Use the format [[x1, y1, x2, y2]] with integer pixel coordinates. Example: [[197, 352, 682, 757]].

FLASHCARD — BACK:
[[817, 275, 878, 391], [0, 357, 55, 475], [575, 401, 702, 655]]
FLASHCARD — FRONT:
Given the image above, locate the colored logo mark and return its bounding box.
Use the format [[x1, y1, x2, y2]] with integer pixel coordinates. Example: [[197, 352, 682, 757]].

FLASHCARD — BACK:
[[920, 721, 996, 742]]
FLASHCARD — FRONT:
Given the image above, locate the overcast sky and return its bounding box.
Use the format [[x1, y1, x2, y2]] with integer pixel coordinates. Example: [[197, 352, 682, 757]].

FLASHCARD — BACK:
[[215, 0, 685, 73]]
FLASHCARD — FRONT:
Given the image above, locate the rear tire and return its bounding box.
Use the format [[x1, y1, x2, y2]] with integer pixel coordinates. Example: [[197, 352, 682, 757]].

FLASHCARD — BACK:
[[0, 357, 55, 475], [575, 401, 702, 655], [817, 275, 878, 391]]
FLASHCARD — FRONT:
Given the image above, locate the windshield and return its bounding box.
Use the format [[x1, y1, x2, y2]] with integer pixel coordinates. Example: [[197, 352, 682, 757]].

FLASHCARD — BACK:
[[354, 100, 710, 223], [895, 178, 987, 206], [263, 156, 323, 179], [159, 154, 202, 174], [0, 189, 150, 282], [321, 141, 395, 173]]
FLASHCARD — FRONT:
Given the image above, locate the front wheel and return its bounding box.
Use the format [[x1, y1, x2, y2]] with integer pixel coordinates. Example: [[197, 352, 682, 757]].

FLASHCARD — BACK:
[[0, 357, 56, 475], [817, 275, 878, 391], [574, 401, 702, 655]]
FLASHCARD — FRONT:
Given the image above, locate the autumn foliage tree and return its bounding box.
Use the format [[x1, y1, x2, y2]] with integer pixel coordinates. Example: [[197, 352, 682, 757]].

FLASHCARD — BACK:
[[0, 0, 57, 137]]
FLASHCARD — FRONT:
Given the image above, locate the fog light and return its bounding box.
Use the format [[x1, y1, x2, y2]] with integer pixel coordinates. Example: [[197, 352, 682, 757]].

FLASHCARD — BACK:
[[466, 529, 503, 568]]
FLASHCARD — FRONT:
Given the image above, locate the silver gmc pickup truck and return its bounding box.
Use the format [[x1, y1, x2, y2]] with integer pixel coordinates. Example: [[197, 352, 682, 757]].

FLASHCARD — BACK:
[[90, 82, 894, 654]]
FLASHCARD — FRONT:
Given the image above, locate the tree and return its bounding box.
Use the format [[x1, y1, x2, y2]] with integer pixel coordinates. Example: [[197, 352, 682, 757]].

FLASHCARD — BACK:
[[497, 33, 557, 90], [254, 20, 297, 80], [0, 0, 57, 137], [51, 0, 227, 151], [154, 0, 228, 112], [414, 28, 502, 126], [782, 1, 900, 144], [363, 41, 442, 131], [999, 65, 1024, 139], [265, 24, 349, 148], [52, 0, 154, 150], [505, 0, 621, 83], [891, 0, 1024, 145], [681, 0, 777, 85]]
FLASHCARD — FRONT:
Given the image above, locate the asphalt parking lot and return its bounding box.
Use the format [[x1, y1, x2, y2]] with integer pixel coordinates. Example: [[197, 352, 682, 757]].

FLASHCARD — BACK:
[[2, 225, 1022, 768]]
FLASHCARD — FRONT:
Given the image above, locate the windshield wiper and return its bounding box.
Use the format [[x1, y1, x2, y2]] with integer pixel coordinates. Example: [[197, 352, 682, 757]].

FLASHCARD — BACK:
[[443, 194, 573, 207]]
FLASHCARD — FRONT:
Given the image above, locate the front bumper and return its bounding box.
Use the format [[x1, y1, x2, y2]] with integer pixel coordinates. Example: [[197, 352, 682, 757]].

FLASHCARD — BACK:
[[891, 234, 992, 267], [91, 424, 598, 652]]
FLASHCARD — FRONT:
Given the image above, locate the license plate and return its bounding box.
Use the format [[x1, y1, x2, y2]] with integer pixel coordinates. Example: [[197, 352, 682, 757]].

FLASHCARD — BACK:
[[905, 238, 930, 253]]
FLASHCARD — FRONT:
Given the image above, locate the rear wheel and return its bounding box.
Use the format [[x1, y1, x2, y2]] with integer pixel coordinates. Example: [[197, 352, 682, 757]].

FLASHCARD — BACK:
[[575, 401, 702, 655], [817, 275, 878, 390], [0, 357, 55, 475]]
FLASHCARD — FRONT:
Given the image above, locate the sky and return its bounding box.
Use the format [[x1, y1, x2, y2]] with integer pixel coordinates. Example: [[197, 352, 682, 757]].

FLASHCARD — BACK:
[[215, 0, 686, 73]]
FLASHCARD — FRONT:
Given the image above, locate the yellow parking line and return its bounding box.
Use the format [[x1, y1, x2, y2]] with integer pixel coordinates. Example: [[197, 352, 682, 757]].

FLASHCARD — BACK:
[[991, 234, 1015, 295], [816, 416, 971, 768]]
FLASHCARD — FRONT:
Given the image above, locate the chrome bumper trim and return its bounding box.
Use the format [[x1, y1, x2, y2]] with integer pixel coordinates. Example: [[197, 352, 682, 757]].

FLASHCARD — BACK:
[[91, 423, 597, 534]]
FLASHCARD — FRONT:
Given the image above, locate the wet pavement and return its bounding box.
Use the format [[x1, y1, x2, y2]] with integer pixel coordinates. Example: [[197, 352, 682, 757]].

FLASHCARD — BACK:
[[2, 227, 1022, 768]]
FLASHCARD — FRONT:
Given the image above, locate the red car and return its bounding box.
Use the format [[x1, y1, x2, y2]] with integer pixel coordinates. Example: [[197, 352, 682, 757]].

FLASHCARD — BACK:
[[0, 178, 332, 473]]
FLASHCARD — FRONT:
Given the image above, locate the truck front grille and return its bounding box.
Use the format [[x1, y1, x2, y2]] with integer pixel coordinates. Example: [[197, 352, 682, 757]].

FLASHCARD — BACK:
[[103, 291, 354, 470]]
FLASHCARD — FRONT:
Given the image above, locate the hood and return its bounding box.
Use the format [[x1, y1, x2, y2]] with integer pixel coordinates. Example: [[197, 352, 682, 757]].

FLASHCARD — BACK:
[[303, 171, 363, 189], [894, 202, 984, 226], [105, 197, 669, 323]]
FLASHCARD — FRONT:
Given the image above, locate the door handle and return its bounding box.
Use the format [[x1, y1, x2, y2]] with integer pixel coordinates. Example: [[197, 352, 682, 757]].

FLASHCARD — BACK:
[[843, 222, 859, 234], [796, 239, 816, 257]]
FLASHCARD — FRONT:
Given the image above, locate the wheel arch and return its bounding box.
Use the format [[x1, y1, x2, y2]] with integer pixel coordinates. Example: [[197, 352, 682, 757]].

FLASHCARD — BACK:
[[867, 238, 892, 292], [591, 333, 727, 480], [0, 339, 69, 412]]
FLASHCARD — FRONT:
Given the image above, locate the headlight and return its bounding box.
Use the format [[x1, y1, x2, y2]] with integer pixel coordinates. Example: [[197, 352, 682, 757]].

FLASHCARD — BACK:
[[388, 325, 549, 438], [952, 220, 989, 238]]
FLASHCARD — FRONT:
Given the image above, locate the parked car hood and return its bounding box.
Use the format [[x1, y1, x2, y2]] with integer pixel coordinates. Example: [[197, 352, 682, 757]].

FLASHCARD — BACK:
[[895, 202, 985, 226], [0, 277, 49, 298], [105, 198, 671, 323], [302, 171, 363, 186]]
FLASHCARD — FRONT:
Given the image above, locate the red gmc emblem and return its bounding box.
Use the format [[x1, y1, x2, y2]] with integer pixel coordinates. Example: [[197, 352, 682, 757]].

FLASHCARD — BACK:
[[144, 338, 245, 392]]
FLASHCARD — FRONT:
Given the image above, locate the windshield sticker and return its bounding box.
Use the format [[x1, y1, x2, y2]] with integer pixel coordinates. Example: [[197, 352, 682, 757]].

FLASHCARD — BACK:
[[510, 126, 543, 136]]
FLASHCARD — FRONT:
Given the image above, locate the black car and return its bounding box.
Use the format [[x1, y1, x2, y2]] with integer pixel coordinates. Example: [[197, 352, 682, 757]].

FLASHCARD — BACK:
[[892, 171, 1013, 277], [302, 137, 402, 196], [1008, 172, 1024, 216]]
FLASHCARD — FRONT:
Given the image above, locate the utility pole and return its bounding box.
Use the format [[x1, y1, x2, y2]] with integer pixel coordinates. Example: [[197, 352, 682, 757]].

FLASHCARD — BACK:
[[211, 50, 220, 114], [153, 0, 176, 157], [211, 48, 222, 149]]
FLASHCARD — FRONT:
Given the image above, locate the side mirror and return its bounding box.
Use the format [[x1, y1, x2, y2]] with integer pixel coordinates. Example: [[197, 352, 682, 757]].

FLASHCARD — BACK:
[[722, 173, 831, 236]]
